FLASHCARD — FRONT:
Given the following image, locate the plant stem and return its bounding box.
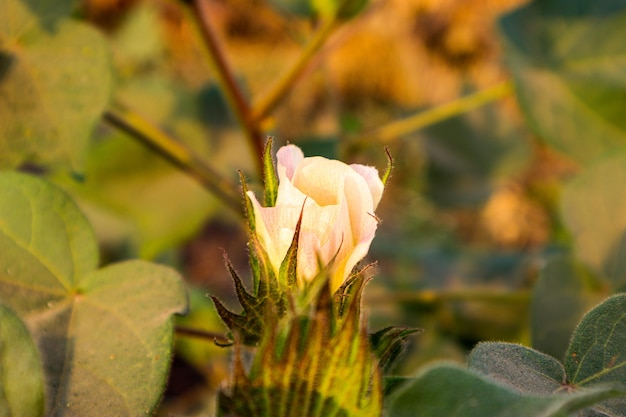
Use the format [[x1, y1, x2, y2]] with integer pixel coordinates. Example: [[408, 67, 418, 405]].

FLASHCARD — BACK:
[[250, 16, 339, 123], [187, 0, 265, 176], [367, 288, 530, 306], [367, 80, 515, 143], [104, 108, 243, 215], [175, 326, 230, 344]]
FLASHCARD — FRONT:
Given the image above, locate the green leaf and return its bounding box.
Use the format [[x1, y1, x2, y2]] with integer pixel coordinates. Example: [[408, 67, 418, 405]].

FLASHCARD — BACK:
[[0, 172, 187, 416], [499, 0, 626, 164], [531, 255, 604, 359], [561, 152, 626, 289], [388, 363, 625, 417], [53, 131, 218, 259], [0, 0, 74, 36], [565, 294, 626, 415], [469, 342, 564, 394], [0, 1, 112, 171], [0, 303, 45, 417]]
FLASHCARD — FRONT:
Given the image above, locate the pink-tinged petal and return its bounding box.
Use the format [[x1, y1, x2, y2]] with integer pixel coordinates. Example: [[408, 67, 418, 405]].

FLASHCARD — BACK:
[[350, 164, 384, 209], [277, 145, 304, 180], [343, 173, 376, 245], [292, 157, 352, 206]]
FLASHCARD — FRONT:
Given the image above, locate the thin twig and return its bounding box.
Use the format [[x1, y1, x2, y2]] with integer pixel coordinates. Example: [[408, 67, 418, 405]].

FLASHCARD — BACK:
[[366, 288, 530, 305], [187, 0, 265, 176], [365, 80, 515, 143], [104, 108, 243, 215], [250, 16, 339, 123], [175, 325, 231, 345]]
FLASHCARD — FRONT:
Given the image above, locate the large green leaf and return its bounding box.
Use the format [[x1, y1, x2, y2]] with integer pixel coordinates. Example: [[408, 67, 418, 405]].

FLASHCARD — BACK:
[[469, 342, 564, 395], [499, 0, 626, 163], [0, 303, 45, 417], [561, 152, 626, 289], [468, 295, 626, 416], [531, 255, 604, 359], [0, 172, 187, 416], [0, 0, 111, 171], [565, 294, 626, 415], [387, 363, 624, 417]]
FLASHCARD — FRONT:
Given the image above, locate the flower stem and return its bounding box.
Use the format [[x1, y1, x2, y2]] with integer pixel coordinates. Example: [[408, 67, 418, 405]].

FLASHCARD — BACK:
[[187, 0, 265, 176], [250, 16, 339, 123], [367, 288, 530, 306], [367, 80, 515, 143], [175, 326, 230, 345], [104, 108, 243, 215]]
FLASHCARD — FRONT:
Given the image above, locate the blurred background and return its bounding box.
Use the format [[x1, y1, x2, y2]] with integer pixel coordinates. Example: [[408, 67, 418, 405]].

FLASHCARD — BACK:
[[54, 0, 600, 414]]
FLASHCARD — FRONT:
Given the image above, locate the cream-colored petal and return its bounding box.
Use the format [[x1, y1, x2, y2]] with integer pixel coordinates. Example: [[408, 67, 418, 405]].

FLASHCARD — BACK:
[[246, 190, 284, 272], [292, 157, 353, 206], [343, 172, 376, 245], [350, 164, 384, 209]]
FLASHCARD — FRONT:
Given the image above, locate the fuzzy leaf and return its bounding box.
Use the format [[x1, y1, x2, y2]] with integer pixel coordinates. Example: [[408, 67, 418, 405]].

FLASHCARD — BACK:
[[565, 294, 626, 415], [388, 364, 626, 417], [469, 342, 564, 395], [499, 0, 626, 164], [263, 137, 279, 207], [0, 303, 45, 417], [0, 1, 111, 171], [0, 172, 187, 416]]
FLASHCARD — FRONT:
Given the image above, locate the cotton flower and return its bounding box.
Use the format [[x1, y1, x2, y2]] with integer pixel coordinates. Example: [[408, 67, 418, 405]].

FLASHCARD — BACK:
[[247, 144, 384, 291]]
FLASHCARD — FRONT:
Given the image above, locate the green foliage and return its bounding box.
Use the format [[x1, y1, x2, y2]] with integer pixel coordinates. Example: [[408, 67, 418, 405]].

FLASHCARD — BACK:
[[0, 0, 111, 171], [499, 0, 626, 164], [387, 363, 624, 417], [565, 294, 626, 414], [0, 172, 187, 416], [561, 152, 626, 288], [531, 255, 603, 359], [389, 294, 626, 416], [0, 304, 45, 417], [54, 131, 218, 259]]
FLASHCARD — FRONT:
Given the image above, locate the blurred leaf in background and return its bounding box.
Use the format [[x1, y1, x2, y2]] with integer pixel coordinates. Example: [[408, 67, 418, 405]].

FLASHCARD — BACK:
[[499, 0, 626, 164], [0, 0, 111, 171]]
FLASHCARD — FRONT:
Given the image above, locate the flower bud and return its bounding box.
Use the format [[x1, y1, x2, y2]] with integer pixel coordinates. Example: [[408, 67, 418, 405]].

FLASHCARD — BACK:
[[247, 144, 384, 291]]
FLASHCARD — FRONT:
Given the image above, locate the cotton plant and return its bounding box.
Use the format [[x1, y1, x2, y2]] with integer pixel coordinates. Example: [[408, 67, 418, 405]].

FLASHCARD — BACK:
[[211, 139, 416, 417]]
